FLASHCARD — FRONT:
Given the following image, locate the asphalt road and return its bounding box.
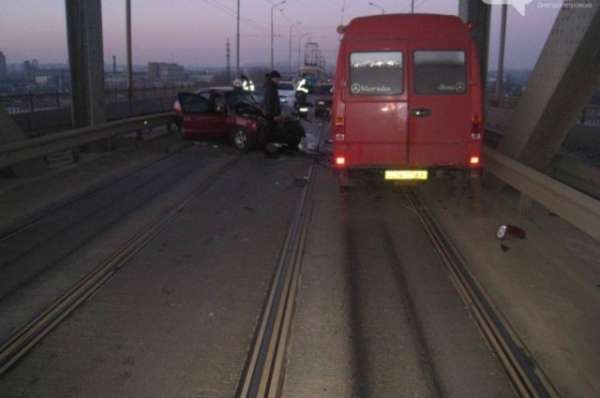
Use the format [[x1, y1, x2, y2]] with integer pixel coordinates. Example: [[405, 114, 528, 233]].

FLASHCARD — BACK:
[[282, 169, 515, 397], [0, 146, 218, 300], [0, 119, 515, 397], [0, 149, 313, 397]]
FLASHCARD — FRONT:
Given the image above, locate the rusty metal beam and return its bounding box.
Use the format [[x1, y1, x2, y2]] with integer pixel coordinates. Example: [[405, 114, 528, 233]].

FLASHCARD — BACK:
[[499, 2, 600, 171]]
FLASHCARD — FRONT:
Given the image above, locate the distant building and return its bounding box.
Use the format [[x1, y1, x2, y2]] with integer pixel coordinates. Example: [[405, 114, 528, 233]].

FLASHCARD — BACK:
[[34, 75, 49, 86], [188, 72, 215, 84], [23, 60, 31, 70], [105, 73, 128, 89], [0, 54, 5, 81], [148, 62, 185, 81], [0, 51, 6, 80]]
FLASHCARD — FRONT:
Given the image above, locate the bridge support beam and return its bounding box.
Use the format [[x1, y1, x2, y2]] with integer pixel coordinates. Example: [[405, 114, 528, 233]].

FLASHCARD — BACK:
[[459, 0, 491, 86], [499, 2, 600, 171], [65, 0, 106, 128]]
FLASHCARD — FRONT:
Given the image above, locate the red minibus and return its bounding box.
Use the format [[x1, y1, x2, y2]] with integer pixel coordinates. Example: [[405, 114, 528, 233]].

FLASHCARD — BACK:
[[331, 14, 484, 184]]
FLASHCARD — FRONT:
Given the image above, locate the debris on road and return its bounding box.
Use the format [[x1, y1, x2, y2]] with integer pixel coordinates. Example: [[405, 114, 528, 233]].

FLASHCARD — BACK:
[[497, 224, 527, 252], [496, 224, 527, 240], [293, 176, 309, 187]]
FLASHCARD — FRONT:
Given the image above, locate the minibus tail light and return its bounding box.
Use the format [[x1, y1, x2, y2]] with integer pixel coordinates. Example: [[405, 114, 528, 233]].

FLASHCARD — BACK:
[[470, 156, 480, 166], [334, 115, 345, 135], [335, 156, 346, 167]]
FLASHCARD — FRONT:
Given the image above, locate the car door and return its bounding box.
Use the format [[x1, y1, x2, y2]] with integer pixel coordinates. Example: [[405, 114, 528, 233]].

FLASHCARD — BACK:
[[210, 93, 230, 137], [407, 44, 471, 167], [178, 92, 214, 136]]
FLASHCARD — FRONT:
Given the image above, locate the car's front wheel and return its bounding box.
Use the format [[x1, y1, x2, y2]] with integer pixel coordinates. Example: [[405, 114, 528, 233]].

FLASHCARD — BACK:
[[232, 128, 252, 151]]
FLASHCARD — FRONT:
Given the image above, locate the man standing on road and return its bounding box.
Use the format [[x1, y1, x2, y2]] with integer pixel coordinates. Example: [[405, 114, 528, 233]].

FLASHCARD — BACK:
[[262, 70, 282, 156], [295, 77, 309, 105]]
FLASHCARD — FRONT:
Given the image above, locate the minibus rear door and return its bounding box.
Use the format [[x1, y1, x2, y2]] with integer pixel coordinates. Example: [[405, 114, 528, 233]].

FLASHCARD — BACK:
[[407, 48, 471, 167], [343, 48, 408, 166]]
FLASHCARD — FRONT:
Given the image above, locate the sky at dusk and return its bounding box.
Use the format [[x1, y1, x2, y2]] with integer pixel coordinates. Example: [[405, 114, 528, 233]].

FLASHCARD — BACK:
[[0, 0, 562, 70]]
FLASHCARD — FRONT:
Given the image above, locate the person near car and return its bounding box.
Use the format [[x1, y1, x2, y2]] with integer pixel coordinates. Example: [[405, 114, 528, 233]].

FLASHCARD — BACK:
[[262, 70, 282, 155], [295, 77, 309, 108], [241, 74, 255, 92]]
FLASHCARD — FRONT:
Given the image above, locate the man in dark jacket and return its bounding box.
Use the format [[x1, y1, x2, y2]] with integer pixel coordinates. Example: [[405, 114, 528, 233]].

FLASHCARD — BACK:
[[263, 70, 282, 118], [262, 70, 282, 155]]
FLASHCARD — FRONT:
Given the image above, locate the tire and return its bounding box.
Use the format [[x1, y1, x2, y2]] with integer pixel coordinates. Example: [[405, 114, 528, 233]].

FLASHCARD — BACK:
[[231, 128, 252, 152]]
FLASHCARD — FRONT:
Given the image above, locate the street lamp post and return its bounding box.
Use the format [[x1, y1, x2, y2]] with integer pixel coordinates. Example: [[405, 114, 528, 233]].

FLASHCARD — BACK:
[[271, 0, 287, 70], [289, 22, 301, 75], [236, 0, 240, 75], [126, 0, 133, 114], [368, 1, 385, 14]]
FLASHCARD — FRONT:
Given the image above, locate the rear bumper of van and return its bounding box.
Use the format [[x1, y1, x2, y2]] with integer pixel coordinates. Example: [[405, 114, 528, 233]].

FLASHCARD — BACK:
[[333, 142, 482, 170]]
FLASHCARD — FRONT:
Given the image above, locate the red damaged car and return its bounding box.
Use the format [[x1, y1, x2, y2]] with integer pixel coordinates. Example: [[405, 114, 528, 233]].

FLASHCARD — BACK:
[[176, 88, 264, 151], [176, 87, 305, 152]]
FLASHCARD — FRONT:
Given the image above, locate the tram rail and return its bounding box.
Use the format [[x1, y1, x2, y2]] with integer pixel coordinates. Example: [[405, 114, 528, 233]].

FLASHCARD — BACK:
[[0, 156, 240, 375], [406, 188, 560, 398]]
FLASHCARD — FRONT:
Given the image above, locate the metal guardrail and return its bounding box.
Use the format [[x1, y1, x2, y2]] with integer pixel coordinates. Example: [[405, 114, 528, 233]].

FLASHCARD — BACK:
[[0, 112, 174, 169], [483, 146, 600, 241], [0, 85, 202, 115]]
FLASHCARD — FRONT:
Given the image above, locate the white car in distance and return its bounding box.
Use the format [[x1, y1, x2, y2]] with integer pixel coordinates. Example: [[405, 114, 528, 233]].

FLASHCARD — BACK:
[[278, 81, 296, 108]]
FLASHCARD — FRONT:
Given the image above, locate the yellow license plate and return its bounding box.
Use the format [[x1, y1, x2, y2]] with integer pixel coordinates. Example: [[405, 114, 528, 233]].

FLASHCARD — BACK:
[[384, 170, 428, 181]]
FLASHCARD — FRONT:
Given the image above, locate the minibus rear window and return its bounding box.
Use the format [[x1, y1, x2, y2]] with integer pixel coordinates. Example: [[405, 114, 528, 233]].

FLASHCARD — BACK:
[[349, 52, 403, 96], [413, 51, 466, 95]]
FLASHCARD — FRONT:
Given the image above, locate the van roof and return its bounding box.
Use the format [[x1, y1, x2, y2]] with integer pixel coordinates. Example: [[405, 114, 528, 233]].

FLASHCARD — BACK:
[[344, 13, 468, 39]]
